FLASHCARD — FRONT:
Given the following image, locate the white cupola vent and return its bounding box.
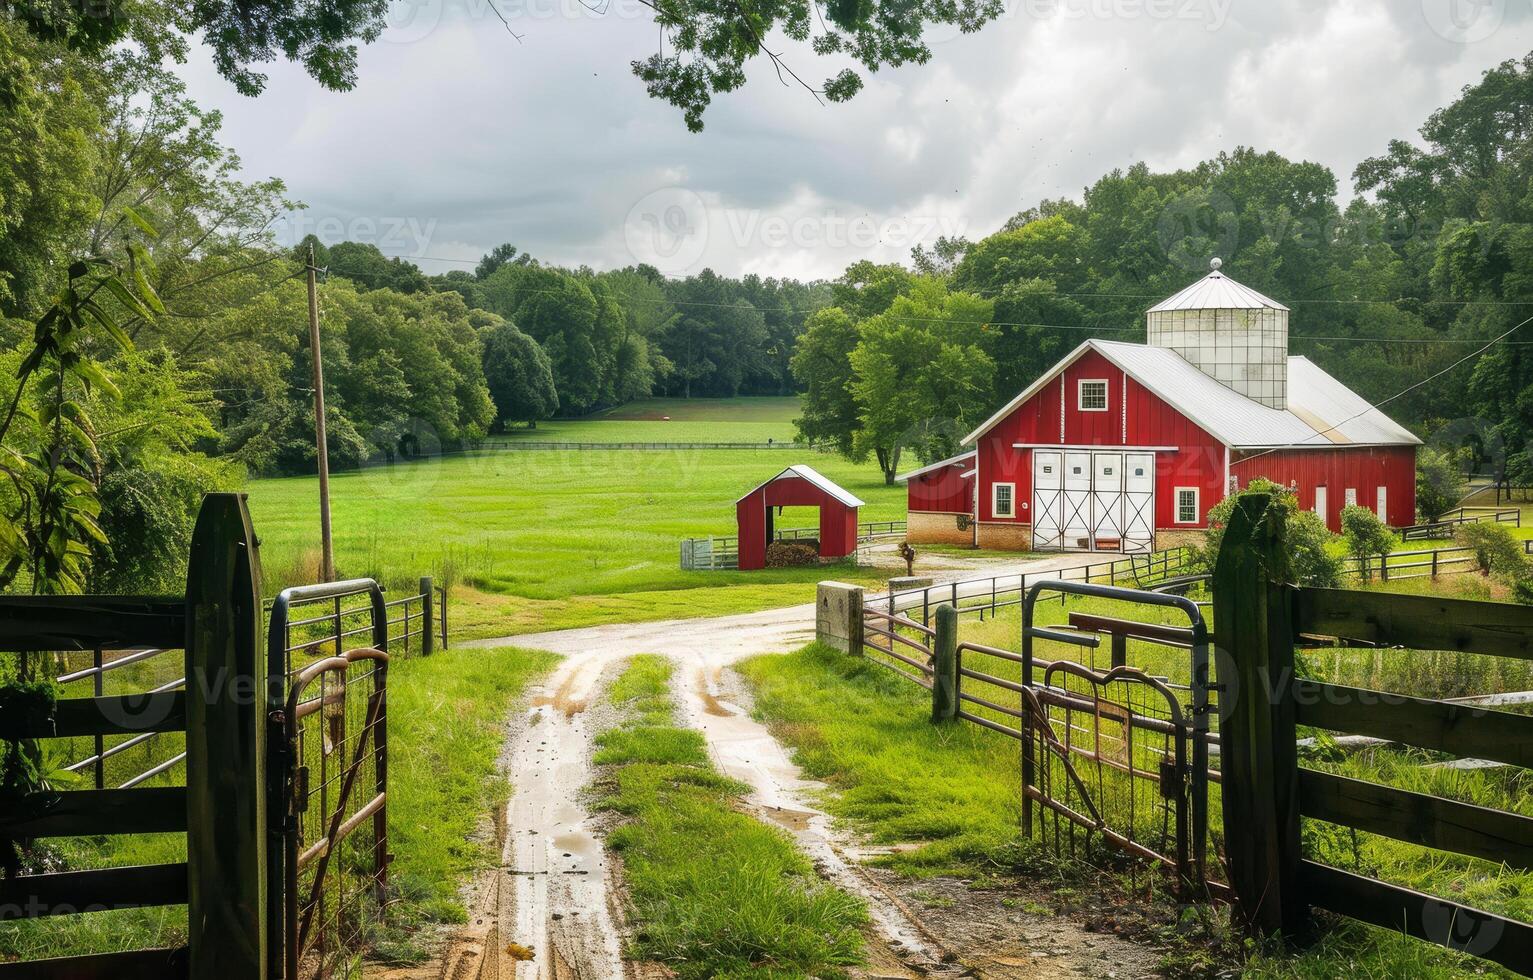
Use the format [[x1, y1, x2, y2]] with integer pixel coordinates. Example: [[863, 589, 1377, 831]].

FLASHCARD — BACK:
[[1145, 258, 1290, 410]]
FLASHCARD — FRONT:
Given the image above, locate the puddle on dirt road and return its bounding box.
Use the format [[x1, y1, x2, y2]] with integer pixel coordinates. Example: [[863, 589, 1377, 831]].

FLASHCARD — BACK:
[[501, 654, 626, 979]]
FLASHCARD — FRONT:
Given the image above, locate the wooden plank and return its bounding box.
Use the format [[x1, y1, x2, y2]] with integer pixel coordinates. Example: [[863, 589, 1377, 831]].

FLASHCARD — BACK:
[[1299, 769, 1533, 869], [0, 788, 186, 838], [1294, 680, 1533, 769], [183, 493, 268, 980], [0, 863, 187, 919], [1293, 587, 1533, 660], [0, 948, 189, 980], [0, 597, 185, 651], [0, 693, 187, 740], [1301, 860, 1533, 975], [1067, 611, 1193, 646]]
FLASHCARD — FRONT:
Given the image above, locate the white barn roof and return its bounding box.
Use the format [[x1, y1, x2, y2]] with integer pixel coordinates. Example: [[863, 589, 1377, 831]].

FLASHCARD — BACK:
[[962, 339, 1420, 450], [895, 451, 976, 484], [737, 464, 865, 508], [1147, 266, 1289, 312]]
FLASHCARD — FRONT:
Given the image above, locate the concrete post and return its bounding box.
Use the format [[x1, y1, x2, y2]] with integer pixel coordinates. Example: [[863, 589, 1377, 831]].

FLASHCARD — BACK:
[[815, 582, 864, 655]]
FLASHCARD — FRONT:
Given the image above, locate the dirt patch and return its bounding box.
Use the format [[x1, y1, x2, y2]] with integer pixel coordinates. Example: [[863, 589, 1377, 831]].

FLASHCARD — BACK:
[[869, 871, 1164, 979]]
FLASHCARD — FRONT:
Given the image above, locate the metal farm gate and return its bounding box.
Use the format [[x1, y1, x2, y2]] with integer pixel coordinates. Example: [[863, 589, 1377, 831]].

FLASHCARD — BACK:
[[0, 494, 429, 980], [1032, 450, 1155, 553]]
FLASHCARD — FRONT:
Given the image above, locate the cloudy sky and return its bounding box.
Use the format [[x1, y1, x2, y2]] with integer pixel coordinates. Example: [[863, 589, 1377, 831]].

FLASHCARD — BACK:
[[180, 0, 1533, 281]]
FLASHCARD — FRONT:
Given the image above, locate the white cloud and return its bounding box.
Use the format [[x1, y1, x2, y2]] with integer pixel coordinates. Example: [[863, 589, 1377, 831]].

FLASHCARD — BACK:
[[181, 0, 1533, 279]]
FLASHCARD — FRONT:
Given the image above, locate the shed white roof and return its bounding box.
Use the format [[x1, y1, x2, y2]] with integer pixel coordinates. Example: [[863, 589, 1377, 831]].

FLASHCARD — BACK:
[[895, 451, 976, 484], [1147, 266, 1289, 313], [737, 464, 865, 508], [962, 339, 1420, 450]]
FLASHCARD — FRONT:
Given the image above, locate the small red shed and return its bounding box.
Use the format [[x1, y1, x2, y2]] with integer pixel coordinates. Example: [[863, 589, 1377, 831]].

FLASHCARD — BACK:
[[736, 465, 864, 570]]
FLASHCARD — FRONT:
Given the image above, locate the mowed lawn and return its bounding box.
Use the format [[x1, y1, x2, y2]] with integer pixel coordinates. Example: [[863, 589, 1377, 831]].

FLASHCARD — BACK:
[[245, 399, 907, 637]]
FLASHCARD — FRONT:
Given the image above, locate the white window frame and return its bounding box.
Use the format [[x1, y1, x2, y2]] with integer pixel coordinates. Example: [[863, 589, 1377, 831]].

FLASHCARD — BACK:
[[1345, 488, 1358, 508], [1174, 486, 1200, 525], [1077, 379, 1109, 412], [992, 482, 1016, 519]]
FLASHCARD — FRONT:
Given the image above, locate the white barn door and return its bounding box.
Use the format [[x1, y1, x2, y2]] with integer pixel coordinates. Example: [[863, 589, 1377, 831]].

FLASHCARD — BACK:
[[1091, 453, 1125, 550], [1031, 451, 1063, 549], [1121, 453, 1155, 553], [1062, 452, 1093, 550]]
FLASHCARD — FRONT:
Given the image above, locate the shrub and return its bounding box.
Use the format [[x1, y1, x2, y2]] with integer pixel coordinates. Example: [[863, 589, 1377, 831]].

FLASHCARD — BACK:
[[765, 541, 819, 567], [1341, 505, 1395, 579], [1455, 521, 1529, 580], [1199, 481, 1342, 588], [1285, 510, 1344, 588]]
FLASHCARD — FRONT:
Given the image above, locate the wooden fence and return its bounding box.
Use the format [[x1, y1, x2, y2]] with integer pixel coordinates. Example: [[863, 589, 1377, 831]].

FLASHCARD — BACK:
[[1214, 491, 1533, 975], [0, 493, 266, 979], [1400, 506, 1521, 540]]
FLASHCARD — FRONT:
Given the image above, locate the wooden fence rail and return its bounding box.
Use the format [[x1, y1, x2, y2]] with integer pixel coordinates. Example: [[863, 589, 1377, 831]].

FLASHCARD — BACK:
[[1214, 491, 1533, 976]]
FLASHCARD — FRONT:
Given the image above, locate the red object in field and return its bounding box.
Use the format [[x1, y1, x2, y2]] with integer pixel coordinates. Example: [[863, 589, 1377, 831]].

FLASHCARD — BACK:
[[736, 465, 864, 570]]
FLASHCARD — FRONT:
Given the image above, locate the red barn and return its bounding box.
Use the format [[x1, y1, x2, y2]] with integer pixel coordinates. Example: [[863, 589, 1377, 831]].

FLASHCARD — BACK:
[[908, 260, 1421, 553], [736, 465, 864, 570], [897, 451, 976, 545]]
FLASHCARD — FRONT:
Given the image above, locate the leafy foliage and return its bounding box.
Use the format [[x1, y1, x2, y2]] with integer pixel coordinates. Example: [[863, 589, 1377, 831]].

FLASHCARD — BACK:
[[1414, 447, 1466, 522], [481, 320, 558, 429], [1200, 480, 1342, 588], [1340, 505, 1395, 577], [1454, 521, 1530, 580]]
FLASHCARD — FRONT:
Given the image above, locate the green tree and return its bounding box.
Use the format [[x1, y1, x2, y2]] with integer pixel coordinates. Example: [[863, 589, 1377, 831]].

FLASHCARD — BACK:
[[481, 320, 558, 429], [1340, 505, 1395, 581], [790, 306, 861, 455], [846, 280, 995, 483], [1199, 480, 1341, 587], [1415, 447, 1466, 522]]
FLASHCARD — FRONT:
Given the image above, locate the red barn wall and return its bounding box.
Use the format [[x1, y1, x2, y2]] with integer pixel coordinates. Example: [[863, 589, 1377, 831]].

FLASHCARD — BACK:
[[976, 350, 1226, 529], [1232, 446, 1417, 531], [907, 463, 973, 514]]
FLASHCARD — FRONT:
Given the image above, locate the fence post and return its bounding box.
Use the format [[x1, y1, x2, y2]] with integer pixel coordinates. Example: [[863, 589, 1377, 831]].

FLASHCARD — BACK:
[[419, 576, 434, 657], [1432, 550, 1439, 578], [816, 582, 864, 655], [438, 586, 449, 649], [931, 604, 959, 723], [183, 492, 268, 980], [1211, 491, 1302, 938]]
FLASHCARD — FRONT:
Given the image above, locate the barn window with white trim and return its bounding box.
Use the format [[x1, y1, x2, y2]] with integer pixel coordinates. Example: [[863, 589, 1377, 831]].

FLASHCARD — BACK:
[[993, 482, 1015, 518], [1078, 379, 1109, 412], [1175, 487, 1199, 524]]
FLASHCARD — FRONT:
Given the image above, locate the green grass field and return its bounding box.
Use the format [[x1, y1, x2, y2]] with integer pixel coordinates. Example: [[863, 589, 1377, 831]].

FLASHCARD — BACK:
[[486, 397, 804, 445], [247, 399, 905, 638]]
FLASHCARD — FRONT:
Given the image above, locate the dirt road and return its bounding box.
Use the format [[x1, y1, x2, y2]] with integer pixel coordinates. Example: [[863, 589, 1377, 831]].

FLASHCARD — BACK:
[[457, 553, 1138, 979]]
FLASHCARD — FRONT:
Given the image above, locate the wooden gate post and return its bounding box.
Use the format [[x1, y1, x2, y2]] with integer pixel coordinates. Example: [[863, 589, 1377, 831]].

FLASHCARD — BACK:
[[1210, 491, 1302, 938], [184, 493, 268, 980], [931, 604, 959, 723], [419, 576, 434, 656]]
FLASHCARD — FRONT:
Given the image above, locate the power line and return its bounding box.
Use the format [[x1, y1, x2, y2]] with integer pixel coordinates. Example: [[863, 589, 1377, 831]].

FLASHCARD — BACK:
[[1238, 312, 1533, 465]]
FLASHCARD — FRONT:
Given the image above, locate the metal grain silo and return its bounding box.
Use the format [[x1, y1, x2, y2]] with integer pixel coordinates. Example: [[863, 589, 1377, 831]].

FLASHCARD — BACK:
[[1145, 258, 1289, 409]]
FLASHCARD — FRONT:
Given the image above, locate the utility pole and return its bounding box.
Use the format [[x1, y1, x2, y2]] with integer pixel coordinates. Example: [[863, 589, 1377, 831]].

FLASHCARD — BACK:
[[306, 244, 335, 582]]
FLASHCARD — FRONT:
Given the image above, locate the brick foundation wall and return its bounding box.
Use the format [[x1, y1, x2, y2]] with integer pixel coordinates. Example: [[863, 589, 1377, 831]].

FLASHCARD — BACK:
[[975, 522, 1033, 551], [1154, 529, 1208, 551], [907, 511, 974, 546]]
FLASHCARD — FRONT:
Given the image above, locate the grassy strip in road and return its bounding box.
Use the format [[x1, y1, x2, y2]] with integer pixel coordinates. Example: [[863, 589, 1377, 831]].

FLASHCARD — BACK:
[[593, 655, 867, 978], [736, 643, 1025, 879]]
